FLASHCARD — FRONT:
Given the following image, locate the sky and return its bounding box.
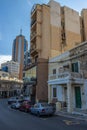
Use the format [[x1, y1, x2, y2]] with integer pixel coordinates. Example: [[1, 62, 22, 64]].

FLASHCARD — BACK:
[[0, 55, 11, 68], [0, 0, 87, 56]]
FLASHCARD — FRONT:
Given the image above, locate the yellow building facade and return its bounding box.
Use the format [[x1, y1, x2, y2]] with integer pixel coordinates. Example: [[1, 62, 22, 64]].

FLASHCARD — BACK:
[[25, 0, 87, 102]]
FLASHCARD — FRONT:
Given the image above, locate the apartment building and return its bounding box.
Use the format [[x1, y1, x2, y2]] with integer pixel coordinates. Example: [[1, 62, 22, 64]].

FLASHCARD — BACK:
[[48, 41, 87, 113], [81, 9, 87, 41], [0, 71, 23, 98], [30, 0, 81, 58], [24, 0, 87, 103], [1, 60, 19, 78], [61, 6, 81, 52]]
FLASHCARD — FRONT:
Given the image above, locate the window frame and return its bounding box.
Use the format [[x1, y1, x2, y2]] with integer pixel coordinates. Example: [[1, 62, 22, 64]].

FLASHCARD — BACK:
[[52, 87, 57, 98], [53, 69, 56, 74], [71, 62, 79, 73]]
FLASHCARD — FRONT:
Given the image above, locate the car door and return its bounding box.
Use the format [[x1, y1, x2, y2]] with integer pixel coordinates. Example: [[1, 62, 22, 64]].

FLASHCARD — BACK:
[[34, 104, 39, 114]]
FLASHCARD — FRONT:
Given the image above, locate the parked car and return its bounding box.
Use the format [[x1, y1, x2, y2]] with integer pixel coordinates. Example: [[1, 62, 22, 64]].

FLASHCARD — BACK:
[[23, 96, 30, 101], [8, 97, 18, 105], [11, 100, 22, 109], [30, 102, 54, 116], [19, 101, 32, 112]]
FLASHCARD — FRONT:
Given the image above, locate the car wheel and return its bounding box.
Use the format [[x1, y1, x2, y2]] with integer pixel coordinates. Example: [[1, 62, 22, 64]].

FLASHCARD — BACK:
[[30, 110, 32, 114], [37, 112, 40, 117], [24, 109, 27, 113]]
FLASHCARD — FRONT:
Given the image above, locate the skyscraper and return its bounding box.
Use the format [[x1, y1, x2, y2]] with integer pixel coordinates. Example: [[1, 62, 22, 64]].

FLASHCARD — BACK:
[[12, 30, 28, 79]]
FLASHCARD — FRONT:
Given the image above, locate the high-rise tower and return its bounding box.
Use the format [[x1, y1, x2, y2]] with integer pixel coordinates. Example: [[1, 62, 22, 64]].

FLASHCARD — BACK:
[[12, 30, 28, 79]]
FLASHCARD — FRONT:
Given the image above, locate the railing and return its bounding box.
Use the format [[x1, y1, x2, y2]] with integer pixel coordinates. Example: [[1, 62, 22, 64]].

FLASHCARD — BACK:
[[0, 77, 23, 83], [49, 72, 82, 80]]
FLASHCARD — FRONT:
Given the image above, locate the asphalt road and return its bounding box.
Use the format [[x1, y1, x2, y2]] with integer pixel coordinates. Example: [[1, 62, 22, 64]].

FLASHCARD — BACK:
[[0, 99, 87, 130]]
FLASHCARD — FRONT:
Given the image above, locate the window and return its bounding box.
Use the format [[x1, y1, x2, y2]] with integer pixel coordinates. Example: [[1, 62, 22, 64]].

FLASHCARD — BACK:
[[34, 104, 39, 108], [18, 37, 22, 63], [28, 52, 30, 57], [53, 69, 56, 74], [53, 88, 57, 97], [72, 62, 79, 72], [35, 56, 38, 63], [24, 39, 27, 52]]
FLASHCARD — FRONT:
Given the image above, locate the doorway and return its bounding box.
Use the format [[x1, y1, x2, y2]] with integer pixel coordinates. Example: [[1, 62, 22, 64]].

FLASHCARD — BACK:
[[75, 87, 81, 108]]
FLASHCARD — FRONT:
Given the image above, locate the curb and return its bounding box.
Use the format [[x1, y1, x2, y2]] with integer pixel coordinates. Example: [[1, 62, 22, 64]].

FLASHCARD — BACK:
[[55, 113, 87, 121]]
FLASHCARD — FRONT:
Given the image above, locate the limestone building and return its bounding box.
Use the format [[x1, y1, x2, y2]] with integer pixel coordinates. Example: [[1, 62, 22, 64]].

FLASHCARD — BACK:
[[48, 41, 87, 113], [24, 0, 87, 103], [1, 60, 19, 79]]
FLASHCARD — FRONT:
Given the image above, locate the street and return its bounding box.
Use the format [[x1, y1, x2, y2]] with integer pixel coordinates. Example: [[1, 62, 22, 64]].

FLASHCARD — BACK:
[[0, 99, 87, 130]]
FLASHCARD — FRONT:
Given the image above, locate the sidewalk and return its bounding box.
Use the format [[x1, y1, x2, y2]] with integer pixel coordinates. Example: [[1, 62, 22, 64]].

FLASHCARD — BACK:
[[55, 110, 87, 121]]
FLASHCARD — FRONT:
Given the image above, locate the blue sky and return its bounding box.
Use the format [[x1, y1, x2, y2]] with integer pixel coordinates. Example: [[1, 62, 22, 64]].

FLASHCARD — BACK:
[[0, 0, 87, 55]]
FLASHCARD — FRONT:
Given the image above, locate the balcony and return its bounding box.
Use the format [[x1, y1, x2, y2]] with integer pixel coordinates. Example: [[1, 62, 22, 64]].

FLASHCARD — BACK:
[[30, 45, 38, 56], [31, 19, 36, 27], [23, 77, 37, 85], [30, 43, 36, 50], [30, 32, 36, 42], [0, 77, 23, 83], [30, 42, 40, 56], [49, 72, 83, 80], [24, 62, 37, 70], [31, 4, 37, 16]]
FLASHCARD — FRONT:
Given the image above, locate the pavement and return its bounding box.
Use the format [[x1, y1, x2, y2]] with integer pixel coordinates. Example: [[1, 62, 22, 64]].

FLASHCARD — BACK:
[[55, 110, 87, 121]]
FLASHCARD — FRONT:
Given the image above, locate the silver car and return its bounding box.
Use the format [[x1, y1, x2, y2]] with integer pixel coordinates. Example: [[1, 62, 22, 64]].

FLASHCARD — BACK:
[[8, 97, 18, 105], [10, 100, 22, 109], [30, 103, 54, 116]]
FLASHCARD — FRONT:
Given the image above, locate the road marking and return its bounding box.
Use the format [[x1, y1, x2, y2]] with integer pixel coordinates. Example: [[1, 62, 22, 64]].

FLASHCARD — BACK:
[[63, 120, 80, 125]]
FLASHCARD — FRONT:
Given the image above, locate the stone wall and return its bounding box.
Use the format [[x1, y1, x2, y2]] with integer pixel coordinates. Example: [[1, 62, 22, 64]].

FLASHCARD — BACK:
[[36, 58, 48, 102]]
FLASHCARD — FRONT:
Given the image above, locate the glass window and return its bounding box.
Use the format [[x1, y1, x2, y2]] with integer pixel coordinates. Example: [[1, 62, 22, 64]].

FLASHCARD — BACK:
[[18, 37, 22, 63], [41, 103, 49, 107], [53, 88, 57, 97], [72, 62, 79, 72], [53, 69, 56, 74], [34, 104, 39, 108]]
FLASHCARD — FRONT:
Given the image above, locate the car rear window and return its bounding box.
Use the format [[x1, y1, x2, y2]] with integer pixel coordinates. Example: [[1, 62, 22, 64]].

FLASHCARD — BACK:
[[41, 103, 49, 107]]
